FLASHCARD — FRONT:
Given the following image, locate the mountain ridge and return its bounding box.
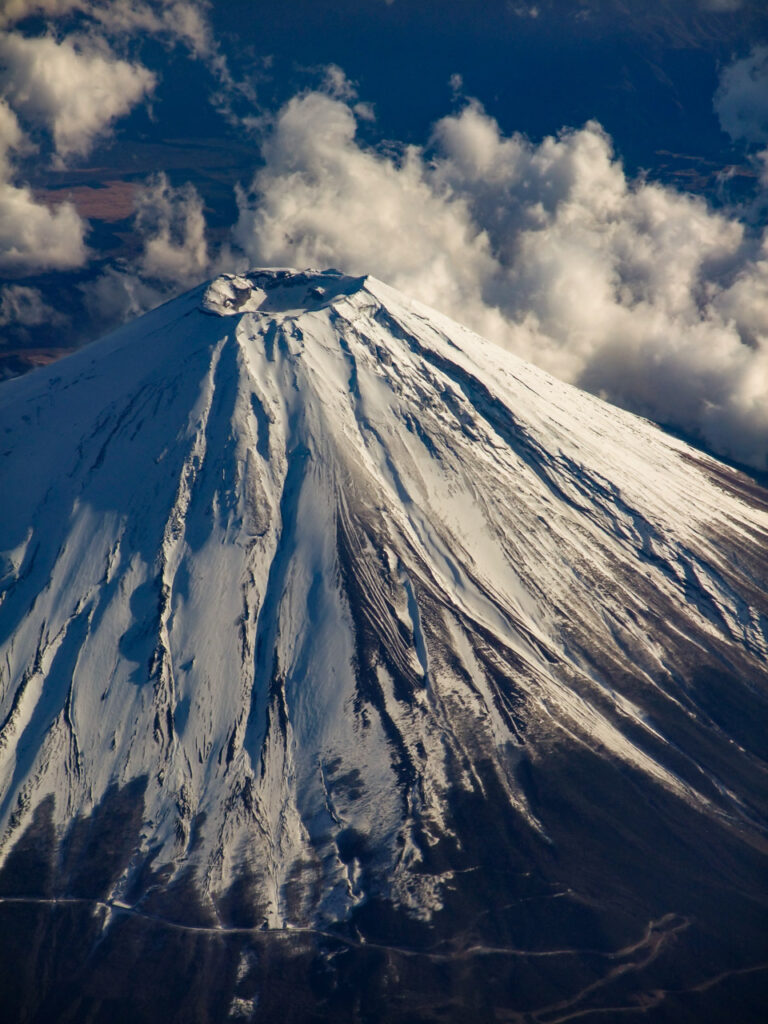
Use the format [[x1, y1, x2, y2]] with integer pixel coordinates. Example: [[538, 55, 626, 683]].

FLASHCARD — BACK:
[[0, 268, 767, 1021]]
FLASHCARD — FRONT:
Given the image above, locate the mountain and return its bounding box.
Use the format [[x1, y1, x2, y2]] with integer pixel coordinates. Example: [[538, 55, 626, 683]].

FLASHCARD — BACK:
[[0, 268, 767, 1023]]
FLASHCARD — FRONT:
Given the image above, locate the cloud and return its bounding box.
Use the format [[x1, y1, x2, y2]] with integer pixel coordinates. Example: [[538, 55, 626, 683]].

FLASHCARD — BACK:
[[700, 0, 742, 11], [0, 183, 89, 271], [134, 173, 210, 283], [82, 3, 254, 128], [0, 4, 233, 279], [0, 0, 82, 26], [714, 45, 768, 144], [0, 32, 156, 160], [0, 0, 250, 324], [85, 0, 214, 59], [233, 91, 500, 330], [757, 149, 768, 189], [0, 98, 89, 272], [0, 99, 88, 270], [233, 85, 768, 468], [0, 0, 212, 55], [0, 1, 251, 132], [82, 265, 166, 327], [0, 99, 30, 177], [0, 284, 65, 329], [322, 63, 358, 101], [83, 172, 215, 326]]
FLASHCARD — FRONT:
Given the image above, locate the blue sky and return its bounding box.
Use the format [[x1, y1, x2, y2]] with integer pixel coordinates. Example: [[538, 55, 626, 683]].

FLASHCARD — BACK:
[[0, 0, 767, 469]]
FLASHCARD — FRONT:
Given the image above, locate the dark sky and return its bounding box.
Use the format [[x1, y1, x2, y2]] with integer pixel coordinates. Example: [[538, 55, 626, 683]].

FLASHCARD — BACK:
[[210, 0, 765, 169]]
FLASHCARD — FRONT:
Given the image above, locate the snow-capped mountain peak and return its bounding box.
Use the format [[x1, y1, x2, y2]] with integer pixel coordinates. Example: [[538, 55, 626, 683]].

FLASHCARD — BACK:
[[1, 269, 766, 1021]]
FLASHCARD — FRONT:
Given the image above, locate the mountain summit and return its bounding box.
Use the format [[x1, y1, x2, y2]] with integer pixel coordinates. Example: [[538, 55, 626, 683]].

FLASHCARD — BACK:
[[1, 269, 767, 1022]]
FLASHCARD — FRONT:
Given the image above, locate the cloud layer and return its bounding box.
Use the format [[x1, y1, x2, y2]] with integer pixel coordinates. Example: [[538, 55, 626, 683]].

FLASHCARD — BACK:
[[233, 87, 768, 468]]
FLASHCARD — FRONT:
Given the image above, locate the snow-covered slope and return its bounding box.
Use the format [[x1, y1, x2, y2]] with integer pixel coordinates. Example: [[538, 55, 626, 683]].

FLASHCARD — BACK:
[[1, 269, 767, 1021]]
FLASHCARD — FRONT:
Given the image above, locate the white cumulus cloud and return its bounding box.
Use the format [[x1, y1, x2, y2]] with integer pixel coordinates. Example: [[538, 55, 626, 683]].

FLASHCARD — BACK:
[[0, 3, 223, 276], [135, 173, 210, 283], [0, 183, 88, 271], [0, 31, 156, 160], [0, 1, 247, 130], [232, 85, 768, 468], [0, 98, 89, 271]]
